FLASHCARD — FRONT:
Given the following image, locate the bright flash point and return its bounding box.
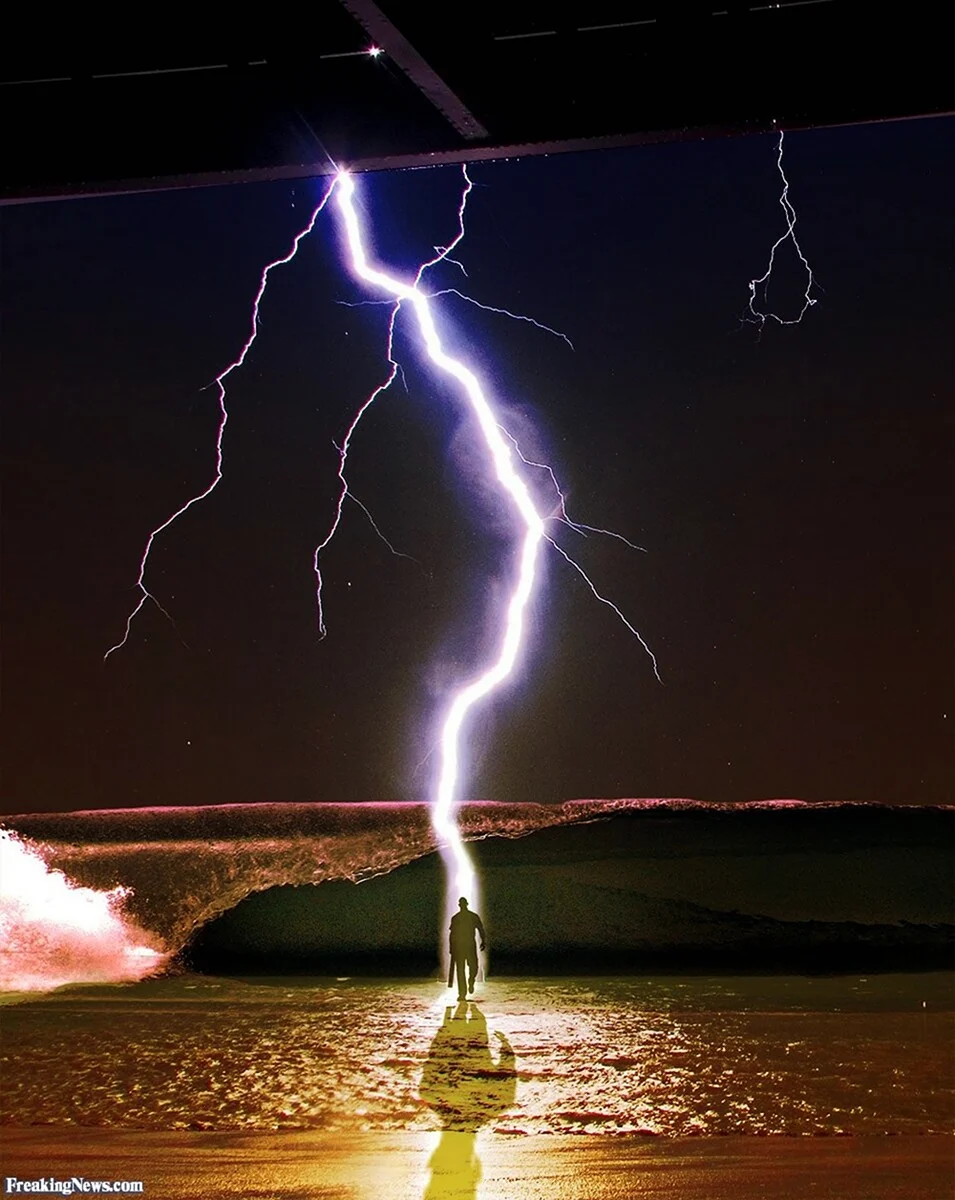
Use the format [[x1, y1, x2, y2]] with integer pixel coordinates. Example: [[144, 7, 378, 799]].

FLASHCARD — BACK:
[[367, 46, 383, 58]]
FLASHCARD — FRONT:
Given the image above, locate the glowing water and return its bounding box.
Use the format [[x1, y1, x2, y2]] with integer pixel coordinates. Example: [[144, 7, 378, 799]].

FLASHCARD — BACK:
[[0, 830, 165, 993]]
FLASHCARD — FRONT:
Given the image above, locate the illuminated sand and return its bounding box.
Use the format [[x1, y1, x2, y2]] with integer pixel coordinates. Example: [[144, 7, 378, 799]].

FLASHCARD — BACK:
[[5, 975, 952, 1135], [4, 973, 952, 1197], [2, 1128, 951, 1200]]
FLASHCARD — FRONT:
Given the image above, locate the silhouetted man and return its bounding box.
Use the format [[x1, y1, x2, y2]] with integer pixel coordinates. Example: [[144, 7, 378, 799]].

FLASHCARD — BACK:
[[448, 897, 486, 1001]]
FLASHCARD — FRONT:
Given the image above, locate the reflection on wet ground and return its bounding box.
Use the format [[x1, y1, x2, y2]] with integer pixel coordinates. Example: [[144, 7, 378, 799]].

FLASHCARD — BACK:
[[420, 1001, 516, 1199], [2, 973, 952, 1135]]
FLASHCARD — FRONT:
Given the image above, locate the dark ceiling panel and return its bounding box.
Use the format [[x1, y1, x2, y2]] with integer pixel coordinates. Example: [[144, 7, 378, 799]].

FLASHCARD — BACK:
[[1, 0, 951, 201]]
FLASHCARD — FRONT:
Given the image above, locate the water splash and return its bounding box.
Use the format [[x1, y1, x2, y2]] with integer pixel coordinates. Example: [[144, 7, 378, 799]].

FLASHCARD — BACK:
[[0, 830, 166, 993]]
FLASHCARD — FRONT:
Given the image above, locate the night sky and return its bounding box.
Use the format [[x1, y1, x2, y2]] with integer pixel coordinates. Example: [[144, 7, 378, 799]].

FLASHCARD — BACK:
[[2, 117, 952, 815]]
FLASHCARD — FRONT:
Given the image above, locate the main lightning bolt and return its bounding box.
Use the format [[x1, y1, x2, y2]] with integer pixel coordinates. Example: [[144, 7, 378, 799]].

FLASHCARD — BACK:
[[106, 164, 659, 947], [330, 171, 541, 913], [330, 170, 659, 926], [745, 130, 818, 329]]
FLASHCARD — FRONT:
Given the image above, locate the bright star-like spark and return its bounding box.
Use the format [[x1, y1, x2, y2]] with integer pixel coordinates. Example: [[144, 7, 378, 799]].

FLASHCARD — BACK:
[[745, 130, 818, 330]]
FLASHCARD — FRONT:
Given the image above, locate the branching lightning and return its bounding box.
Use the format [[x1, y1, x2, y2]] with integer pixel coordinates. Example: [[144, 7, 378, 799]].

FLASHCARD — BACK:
[[502, 428, 647, 549], [432, 289, 575, 348], [745, 130, 818, 330], [546, 536, 660, 681], [104, 185, 337, 660], [311, 170, 475, 638], [336, 291, 574, 348], [106, 164, 660, 940]]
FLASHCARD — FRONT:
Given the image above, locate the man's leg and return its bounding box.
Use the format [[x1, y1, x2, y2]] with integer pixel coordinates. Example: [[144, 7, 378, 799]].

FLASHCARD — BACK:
[[466, 947, 478, 994], [453, 954, 467, 1000]]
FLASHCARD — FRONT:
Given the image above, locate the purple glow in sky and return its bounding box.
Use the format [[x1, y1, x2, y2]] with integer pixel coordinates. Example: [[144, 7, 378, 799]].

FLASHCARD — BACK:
[[102, 164, 660, 921]]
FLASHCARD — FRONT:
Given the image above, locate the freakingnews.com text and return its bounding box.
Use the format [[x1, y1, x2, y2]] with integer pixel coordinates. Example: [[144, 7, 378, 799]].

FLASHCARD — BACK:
[[5, 1180, 144, 1195]]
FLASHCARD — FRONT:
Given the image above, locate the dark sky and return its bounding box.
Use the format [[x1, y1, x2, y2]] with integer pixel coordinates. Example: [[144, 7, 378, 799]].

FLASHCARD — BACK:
[[2, 117, 952, 814]]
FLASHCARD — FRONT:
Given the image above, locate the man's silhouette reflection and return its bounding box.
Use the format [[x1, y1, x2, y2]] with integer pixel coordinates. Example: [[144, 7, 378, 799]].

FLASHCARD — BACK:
[[448, 897, 486, 1001], [419, 1002, 516, 1200]]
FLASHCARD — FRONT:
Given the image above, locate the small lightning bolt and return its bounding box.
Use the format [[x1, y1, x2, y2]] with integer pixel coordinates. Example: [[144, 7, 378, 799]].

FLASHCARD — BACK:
[[432, 288, 575, 349], [104, 185, 337, 660], [502, 428, 647, 550], [745, 129, 818, 330], [312, 276, 406, 638]]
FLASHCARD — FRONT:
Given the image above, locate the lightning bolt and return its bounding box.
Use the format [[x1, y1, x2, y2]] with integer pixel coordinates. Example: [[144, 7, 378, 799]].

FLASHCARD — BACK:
[[104, 185, 337, 660], [330, 168, 660, 926], [106, 163, 660, 950], [745, 130, 818, 330]]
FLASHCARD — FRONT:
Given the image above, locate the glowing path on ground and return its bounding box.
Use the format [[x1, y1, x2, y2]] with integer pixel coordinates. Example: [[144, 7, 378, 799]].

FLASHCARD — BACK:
[[105, 166, 660, 925]]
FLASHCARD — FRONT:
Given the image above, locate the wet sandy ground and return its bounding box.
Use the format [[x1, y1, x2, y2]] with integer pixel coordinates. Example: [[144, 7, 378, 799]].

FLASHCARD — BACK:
[[4, 974, 951, 1198], [4, 974, 952, 1135], [2, 1127, 952, 1199]]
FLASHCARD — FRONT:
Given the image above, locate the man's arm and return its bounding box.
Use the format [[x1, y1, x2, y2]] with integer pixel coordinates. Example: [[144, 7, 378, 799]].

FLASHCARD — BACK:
[[475, 913, 486, 951]]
